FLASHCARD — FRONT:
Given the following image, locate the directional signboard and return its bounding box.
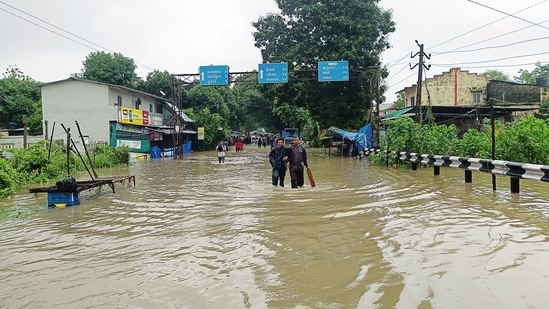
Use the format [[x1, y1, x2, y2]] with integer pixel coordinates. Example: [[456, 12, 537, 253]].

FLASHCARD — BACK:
[[258, 63, 288, 84], [318, 60, 349, 82], [199, 65, 229, 85]]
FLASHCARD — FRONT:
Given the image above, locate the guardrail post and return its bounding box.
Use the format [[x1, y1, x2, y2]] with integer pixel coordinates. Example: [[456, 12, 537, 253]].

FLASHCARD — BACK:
[[465, 170, 472, 183], [384, 150, 549, 194], [510, 177, 520, 193]]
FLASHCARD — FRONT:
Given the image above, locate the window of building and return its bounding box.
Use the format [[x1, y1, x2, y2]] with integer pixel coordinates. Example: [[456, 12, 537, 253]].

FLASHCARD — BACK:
[[472, 93, 481, 104], [156, 103, 163, 114], [117, 96, 122, 105], [410, 96, 415, 106], [149, 104, 153, 112]]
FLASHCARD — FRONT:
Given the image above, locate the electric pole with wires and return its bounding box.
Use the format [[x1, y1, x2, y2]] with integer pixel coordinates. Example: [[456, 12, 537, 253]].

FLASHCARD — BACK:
[[410, 40, 431, 123]]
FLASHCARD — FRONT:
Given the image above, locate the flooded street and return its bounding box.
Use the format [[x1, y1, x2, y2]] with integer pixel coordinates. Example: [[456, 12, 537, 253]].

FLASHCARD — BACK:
[[2, 147, 549, 308]]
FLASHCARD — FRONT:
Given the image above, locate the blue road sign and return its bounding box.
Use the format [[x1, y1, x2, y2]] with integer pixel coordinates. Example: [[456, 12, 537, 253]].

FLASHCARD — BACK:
[[199, 65, 229, 85], [318, 60, 349, 82], [258, 63, 288, 84]]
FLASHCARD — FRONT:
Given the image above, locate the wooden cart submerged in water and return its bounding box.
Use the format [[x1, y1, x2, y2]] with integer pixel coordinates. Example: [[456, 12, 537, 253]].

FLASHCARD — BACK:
[[29, 175, 136, 207], [28, 121, 136, 207]]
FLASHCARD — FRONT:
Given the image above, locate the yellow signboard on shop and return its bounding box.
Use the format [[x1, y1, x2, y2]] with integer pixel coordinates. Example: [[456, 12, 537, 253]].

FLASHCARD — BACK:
[[197, 127, 205, 140], [120, 107, 149, 126]]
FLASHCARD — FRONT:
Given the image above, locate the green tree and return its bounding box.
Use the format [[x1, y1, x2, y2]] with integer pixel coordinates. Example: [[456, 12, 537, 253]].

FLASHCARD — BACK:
[[540, 96, 549, 115], [233, 85, 267, 132], [184, 107, 225, 149], [24, 101, 43, 135], [0, 158, 17, 199], [513, 62, 549, 84], [3, 66, 34, 81], [482, 69, 509, 81], [513, 69, 534, 84], [81, 51, 138, 88], [252, 0, 395, 130], [496, 116, 549, 164], [186, 86, 227, 115], [456, 127, 491, 158], [392, 92, 405, 109], [0, 67, 41, 126], [184, 86, 230, 147], [136, 70, 173, 98]]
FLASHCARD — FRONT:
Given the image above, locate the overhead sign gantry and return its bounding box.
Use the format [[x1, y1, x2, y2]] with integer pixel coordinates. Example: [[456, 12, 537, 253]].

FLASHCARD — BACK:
[[318, 60, 349, 82], [258, 63, 289, 84], [199, 65, 229, 86], [190, 61, 350, 86]]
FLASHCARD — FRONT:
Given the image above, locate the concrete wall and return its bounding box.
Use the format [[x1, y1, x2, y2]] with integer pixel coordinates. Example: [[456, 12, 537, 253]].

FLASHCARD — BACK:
[[403, 68, 490, 107], [0, 135, 44, 149], [42, 79, 114, 146], [41, 79, 165, 152], [487, 80, 542, 104]]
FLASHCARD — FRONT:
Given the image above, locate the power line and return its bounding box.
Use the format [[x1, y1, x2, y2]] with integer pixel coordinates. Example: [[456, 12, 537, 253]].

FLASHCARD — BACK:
[[432, 0, 547, 49], [432, 61, 548, 70], [383, 1, 548, 87], [443, 18, 549, 54], [431, 51, 549, 66], [388, 71, 416, 90], [384, 1, 546, 67], [0, 6, 99, 51], [385, 52, 410, 69], [386, 63, 409, 82], [431, 36, 549, 55], [468, 0, 549, 31], [0, 0, 113, 53], [0, 1, 156, 71]]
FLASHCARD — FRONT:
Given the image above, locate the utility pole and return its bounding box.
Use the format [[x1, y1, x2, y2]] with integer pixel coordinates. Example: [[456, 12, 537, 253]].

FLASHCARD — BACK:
[[368, 75, 381, 148], [172, 76, 184, 160], [410, 40, 431, 123]]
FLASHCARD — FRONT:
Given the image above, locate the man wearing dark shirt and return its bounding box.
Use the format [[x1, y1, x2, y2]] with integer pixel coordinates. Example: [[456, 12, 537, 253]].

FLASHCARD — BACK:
[[269, 138, 289, 187], [287, 136, 308, 188]]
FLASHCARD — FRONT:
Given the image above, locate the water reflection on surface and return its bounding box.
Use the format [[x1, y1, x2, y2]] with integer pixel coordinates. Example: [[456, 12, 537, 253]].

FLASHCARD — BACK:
[[2, 147, 549, 308]]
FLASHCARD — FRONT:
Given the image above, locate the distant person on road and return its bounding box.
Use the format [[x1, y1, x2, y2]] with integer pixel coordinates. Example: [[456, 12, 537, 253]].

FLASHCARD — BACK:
[[269, 138, 288, 187], [216, 140, 227, 163], [271, 135, 279, 149], [287, 136, 308, 188], [235, 141, 244, 152]]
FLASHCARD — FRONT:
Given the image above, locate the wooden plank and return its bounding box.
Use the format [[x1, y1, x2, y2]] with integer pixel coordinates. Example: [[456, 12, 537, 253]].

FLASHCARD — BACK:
[[306, 167, 316, 188]]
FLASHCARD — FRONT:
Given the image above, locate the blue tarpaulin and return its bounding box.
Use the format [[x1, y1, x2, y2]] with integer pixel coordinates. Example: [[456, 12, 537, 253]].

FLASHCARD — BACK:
[[150, 146, 162, 159], [182, 140, 192, 153], [281, 129, 300, 138], [323, 124, 371, 153], [162, 140, 193, 157]]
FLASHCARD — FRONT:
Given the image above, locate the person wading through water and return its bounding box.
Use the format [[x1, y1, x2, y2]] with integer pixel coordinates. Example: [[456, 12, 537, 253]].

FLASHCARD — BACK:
[[216, 140, 227, 163], [269, 137, 288, 187], [287, 136, 308, 188]]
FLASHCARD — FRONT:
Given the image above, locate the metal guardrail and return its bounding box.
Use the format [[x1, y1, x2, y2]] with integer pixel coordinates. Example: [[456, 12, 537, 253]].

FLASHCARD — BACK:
[[358, 148, 549, 193]]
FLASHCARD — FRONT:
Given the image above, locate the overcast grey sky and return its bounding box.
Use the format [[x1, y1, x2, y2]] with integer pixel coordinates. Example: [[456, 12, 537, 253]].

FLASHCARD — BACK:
[[1, 0, 547, 104]]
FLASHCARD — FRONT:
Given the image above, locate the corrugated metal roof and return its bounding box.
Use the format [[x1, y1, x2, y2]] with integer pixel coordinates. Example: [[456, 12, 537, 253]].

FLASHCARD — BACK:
[[382, 107, 414, 120]]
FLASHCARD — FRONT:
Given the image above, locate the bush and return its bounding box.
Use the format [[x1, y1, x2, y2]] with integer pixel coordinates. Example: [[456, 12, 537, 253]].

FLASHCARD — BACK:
[[374, 115, 549, 166], [93, 145, 129, 168], [0, 158, 17, 198], [2, 142, 130, 190]]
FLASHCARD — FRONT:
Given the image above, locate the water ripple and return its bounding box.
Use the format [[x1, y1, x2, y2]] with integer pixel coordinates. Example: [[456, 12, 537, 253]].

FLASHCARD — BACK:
[[2, 150, 549, 307]]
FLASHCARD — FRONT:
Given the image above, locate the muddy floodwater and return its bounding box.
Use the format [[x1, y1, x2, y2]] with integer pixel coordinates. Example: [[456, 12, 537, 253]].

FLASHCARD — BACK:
[[1, 147, 549, 308]]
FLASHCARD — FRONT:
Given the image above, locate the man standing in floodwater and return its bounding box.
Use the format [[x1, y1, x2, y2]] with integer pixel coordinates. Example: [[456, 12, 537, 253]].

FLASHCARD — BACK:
[[287, 136, 308, 188], [269, 138, 288, 187], [216, 140, 227, 163]]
